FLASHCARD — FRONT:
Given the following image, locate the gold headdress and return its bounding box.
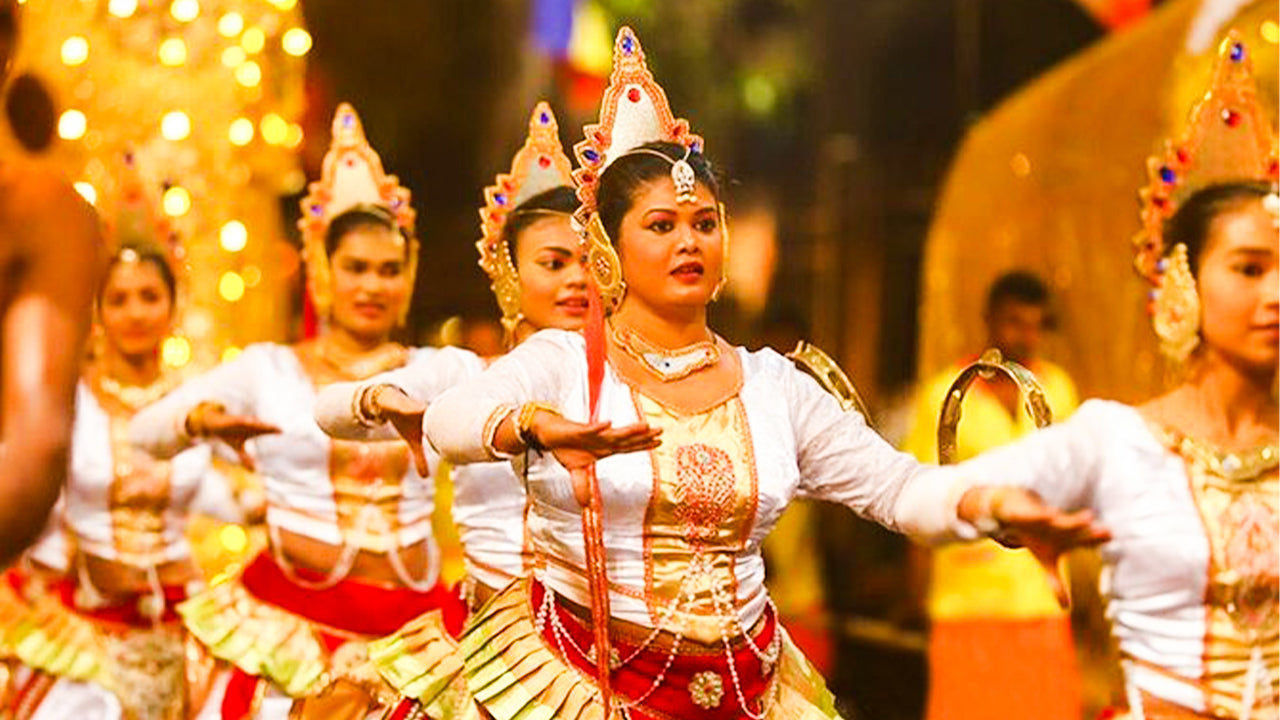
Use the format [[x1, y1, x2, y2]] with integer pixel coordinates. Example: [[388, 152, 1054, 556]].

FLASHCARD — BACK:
[[1135, 31, 1278, 361], [571, 26, 711, 312], [89, 149, 188, 364], [299, 103, 418, 322], [477, 101, 575, 338]]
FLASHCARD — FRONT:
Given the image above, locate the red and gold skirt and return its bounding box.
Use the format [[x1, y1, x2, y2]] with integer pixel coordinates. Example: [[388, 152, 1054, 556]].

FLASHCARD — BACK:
[[178, 551, 466, 719], [451, 577, 841, 720]]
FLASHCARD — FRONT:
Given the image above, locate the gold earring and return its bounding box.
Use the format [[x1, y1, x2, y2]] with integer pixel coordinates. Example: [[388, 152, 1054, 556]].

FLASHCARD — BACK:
[[1153, 243, 1201, 362], [711, 203, 730, 302], [585, 214, 626, 313]]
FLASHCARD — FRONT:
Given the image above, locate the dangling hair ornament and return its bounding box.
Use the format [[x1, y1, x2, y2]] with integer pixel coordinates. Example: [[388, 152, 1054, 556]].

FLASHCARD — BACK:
[[478, 101, 575, 341], [572, 26, 708, 314], [1134, 31, 1278, 363], [299, 103, 418, 324], [672, 144, 698, 204]]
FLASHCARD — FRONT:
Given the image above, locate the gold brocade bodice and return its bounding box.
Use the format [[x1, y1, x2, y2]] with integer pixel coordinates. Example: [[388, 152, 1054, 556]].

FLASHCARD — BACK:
[[632, 390, 760, 644], [1163, 429, 1280, 719], [294, 343, 414, 554], [90, 376, 177, 566]]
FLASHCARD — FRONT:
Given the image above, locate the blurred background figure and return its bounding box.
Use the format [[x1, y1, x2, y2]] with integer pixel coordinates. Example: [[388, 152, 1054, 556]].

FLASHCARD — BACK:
[[0, 0, 101, 568], [902, 269, 1082, 720]]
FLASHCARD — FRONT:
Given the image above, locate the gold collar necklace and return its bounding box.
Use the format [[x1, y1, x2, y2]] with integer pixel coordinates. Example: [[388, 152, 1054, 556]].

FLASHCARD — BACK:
[[610, 322, 720, 382], [95, 373, 176, 411]]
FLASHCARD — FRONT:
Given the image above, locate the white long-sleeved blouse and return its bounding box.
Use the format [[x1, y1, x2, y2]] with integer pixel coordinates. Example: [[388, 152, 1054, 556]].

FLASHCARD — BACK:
[[130, 343, 480, 579], [954, 399, 1279, 718], [36, 381, 230, 570], [422, 329, 971, 641]]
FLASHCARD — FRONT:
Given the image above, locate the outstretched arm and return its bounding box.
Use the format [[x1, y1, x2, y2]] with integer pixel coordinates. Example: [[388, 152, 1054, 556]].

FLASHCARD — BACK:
[[0, 168, 102, 566]]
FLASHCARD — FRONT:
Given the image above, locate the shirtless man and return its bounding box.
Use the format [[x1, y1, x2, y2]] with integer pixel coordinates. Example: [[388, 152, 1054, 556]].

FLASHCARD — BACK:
[[0, 0, 103, 566]]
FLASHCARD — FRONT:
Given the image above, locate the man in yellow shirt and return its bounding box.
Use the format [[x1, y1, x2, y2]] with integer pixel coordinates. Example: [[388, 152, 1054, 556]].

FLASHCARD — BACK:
[[903, 270, 1082, 720]]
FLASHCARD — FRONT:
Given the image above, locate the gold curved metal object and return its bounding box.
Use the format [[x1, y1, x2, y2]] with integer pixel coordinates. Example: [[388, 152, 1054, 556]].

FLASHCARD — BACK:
[[936, 348, 1052, 465], [787, 340, 872, 424]]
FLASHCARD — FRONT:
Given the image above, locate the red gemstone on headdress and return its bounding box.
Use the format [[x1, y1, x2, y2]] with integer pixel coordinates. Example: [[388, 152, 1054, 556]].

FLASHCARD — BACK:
[[1153, 196, 1168, 208], [627, 87, 641, 103], [1222, 108, 1242, 127], [345, 158, 356, 167], [594, 130, 606, 143], [1175, 147, 1189, 164], [1268, 159, 1278, 177], [538, 155, 551, 168]]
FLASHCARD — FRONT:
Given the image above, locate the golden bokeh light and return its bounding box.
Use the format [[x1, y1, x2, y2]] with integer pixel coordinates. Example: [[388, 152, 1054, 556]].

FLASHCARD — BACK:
[[161, 110, 192, 141], [234, 60, 262, 87], [220, 221, 248, 252], [219, 272, 246, 302], [163, 186, 192, 217], [228, 117, 255, 146], [162, 336, 193, 367], [158, 37, 188, 66], [281, 28, 312, 57], [58, 109, 88, 140], [61, 36, 90, 66]]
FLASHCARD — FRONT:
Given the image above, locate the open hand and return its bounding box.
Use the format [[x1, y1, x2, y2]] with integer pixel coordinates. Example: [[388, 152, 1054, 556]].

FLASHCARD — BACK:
[[962, 486, 1110, 607], [376, 387, 430, 476], [199, 411, 280, 471], [534, 414, 662, 470]]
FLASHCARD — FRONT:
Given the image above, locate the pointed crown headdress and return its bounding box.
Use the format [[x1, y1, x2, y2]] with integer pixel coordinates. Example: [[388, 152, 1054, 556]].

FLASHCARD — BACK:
[[477, 101, 575, 338], [299, 103, 418, 320], [1135, 31, 1278, 286], [571, 26, 707, 311], [97, 149, 188, 306]]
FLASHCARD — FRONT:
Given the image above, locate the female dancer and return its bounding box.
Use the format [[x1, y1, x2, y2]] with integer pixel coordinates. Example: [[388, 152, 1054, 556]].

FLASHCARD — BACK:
[[7, 232, 231, 719], [130, 104, 476, 719], [419, 27, 1107, 720], [312, 101, 588, 713], [952, 35, 1278, 720]]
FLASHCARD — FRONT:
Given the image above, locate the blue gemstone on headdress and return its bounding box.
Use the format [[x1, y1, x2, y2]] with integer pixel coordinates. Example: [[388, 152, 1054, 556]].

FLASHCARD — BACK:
[[1230, 42, 1245, 62], [621, 33, 635, 55], [539, 111, 551, 125], [342, 113, 355, 129], [390, 197, 402, 209], [310, 203, 323, 216], [583, 149, 600, 163], [1159, 166, 1175, 184], [494, 192, 508, 206], [691, 140, 703, 153], [1156, 258, 1168, 273]]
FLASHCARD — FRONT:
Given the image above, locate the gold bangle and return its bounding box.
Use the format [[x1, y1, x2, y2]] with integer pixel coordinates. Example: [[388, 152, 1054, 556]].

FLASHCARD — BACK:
[[357, 383, 394, 426], [185, 402, 226, 438], [516, 402, 559, 451]]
